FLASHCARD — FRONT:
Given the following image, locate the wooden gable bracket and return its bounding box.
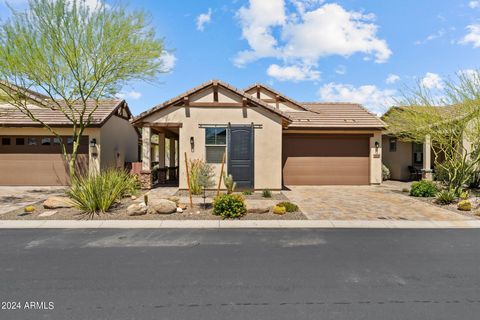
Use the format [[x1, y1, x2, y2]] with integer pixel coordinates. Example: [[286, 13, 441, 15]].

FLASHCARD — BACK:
[[275, 95, 280, 109], [242, 97, 248, 118], [213, 81, 219, 102], [256, 85, 261, 99]]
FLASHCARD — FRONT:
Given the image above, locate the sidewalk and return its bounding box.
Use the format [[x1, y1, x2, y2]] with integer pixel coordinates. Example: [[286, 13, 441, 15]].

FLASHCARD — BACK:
[[1, 219, 480, 229]]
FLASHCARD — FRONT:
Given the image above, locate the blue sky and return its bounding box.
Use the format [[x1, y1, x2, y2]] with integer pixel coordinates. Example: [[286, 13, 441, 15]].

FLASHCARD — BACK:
[[1, 0, 480, 115]]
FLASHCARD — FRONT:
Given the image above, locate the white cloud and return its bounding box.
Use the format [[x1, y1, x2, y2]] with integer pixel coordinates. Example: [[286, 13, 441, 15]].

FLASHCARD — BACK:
[[159, 51, 177, 73], [421, 72, 443, 89], [318, 82, 396, 114], [234, 0, 391, 80], [115, 90, 142, 100], [196, 8, 212, 31], [386, 73, 400, 84], [469, 1, 480, 8], [267, 64, 320, 81], [460, 24, 480, 47], [335, 65, 347, 75]]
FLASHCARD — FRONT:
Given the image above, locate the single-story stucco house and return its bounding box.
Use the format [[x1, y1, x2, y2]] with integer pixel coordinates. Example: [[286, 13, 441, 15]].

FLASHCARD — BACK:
[[0, 98, 139, 186], [132, 80, 385, 190]]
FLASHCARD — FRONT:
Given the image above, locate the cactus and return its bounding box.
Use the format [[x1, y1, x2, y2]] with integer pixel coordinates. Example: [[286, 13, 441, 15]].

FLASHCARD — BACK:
[[458, 200, 472, 211], [223, 173, 236, 194]]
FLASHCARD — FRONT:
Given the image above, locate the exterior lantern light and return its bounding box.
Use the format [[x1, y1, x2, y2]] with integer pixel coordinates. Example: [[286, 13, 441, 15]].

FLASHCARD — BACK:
[[190, 136, 194, 152], [90, 138, 97, 148], [375, 141, 380, 152]]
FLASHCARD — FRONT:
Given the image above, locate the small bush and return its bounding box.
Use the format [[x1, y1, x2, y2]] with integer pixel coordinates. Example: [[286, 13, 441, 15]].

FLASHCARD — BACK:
[[212, 194, 246, 219], [382, 164, 391, 181], [24, 205, 35, 213], [272, 205, 286, 215], [410, 180, 439, 197], [66, 169, 139, 214], [262, 189, 272, 198], [242, 189, 253, 195], [458, 200, 472, 211], [435, 189, 456, 205], [402, 188, 410, 193], [459, 190, 470, 200], [223, 173, 236, 194], [188, 159, 215, 195], [277, 201, 299, 212]]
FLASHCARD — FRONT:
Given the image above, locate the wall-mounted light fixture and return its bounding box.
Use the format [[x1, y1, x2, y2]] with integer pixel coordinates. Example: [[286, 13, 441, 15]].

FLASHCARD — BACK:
[[90, 138, 97, 148], [375, 141, 380, 153], [190, 136, 194, 152]]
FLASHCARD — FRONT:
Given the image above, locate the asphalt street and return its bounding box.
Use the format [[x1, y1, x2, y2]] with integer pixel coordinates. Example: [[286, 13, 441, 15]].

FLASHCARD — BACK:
[[0, 228, 479, 319]]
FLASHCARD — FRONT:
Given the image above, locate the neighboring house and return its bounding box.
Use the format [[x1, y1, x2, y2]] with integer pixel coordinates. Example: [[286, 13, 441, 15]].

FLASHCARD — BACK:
[[0, 99, 139, 186], [132, 80, 385, 190]]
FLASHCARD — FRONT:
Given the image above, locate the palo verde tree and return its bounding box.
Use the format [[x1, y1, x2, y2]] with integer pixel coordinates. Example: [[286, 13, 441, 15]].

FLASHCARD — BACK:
[[0, 0, 166, 179], [384, 71, 480, 194]]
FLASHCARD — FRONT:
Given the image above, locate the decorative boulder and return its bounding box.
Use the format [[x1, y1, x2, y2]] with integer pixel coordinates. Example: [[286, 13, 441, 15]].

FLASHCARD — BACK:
[[147, 199, 177, 215], [127, 202, 147, 216], [43, 196, 73, 209], [247, 207, 269, 214]]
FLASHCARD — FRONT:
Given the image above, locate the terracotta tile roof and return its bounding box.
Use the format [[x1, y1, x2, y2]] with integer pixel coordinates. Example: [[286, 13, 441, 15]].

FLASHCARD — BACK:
[[285, 102, 386, 129], [0, 99, 126, 127], [132, 80, 292, 124]]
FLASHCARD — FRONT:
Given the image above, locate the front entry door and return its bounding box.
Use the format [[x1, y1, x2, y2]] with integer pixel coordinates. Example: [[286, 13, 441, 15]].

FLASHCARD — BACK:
[[228, 125, 254, 189]]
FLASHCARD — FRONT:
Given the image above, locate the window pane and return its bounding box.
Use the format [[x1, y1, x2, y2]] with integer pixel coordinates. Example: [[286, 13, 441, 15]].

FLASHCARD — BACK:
[[206, 146, 225, 163], [27, 137, 37, 146], [41, 137, 51, 145], [205, 128, 216, 144], [67, 137, 74, 145], [216, 128, 227, 144], [389, 138, 397, 152], [16, 138, 25, 145], [53, 138, 61, 145], [1, 137, 11, 145]]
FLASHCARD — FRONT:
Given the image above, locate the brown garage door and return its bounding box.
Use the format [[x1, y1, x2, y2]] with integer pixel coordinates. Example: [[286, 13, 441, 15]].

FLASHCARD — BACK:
[[0, 136, 89, 186], [283, 134, 370, 185]]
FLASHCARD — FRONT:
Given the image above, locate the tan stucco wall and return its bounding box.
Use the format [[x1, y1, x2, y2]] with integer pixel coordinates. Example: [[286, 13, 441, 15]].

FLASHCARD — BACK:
[[100, 115, 139, 170], [382, 135, 412, 181], [0, 126, 101, 174], [142, 87, 284, 190]]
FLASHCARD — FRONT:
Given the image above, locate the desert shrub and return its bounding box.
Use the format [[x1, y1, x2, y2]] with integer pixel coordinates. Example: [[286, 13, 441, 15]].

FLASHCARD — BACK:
[[468, 171, 480, 188], [66, 169, 139, 214], [242, 189, 253, 195], [272, 205, 286, 215], [277, 201, 299, 212], [223, 173, 236, 194], [262, 189, 272, 198], [459, 190, 470, 200], [458, 200, 472, 211], [435, 189, 457, 205], [410, 180, 439, 197], [382, 164, 391, 181], [212, 194, 246, 219], [188, 159, 215, 195]]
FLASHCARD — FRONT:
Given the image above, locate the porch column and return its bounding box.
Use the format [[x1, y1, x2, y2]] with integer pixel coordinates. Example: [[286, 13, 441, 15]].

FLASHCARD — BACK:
[[169, 137, 176, 167], [140, 126, 152, 189], [422, 134, 433, 180]]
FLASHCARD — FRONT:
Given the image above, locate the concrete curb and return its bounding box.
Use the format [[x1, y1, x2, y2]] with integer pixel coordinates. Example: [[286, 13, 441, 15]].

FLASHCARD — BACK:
[[0, 220, 480, 229]]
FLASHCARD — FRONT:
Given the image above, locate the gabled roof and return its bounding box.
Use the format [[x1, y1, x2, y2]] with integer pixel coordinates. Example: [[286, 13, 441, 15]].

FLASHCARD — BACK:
[[285, 102, 386, 129], [0, 81, 133, 127], [132, 80, 292, 124], [244, 83, 308, 110], [0, 99, 130, 127]]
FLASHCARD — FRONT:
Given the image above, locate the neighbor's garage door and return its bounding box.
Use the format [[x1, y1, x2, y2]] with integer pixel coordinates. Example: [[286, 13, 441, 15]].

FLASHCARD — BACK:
[[283, 134, 370, 185], [0, 136, 89, 186]]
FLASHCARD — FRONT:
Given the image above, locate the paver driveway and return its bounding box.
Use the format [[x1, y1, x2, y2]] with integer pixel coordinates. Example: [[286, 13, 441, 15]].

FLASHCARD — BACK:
[[284, 183, 472, 221], [0, 186, 64, 215]]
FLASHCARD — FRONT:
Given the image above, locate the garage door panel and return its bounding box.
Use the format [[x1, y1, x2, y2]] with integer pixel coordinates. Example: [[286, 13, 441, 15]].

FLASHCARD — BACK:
[[283, 134, 370, 185], [0, 153, 88, 186]]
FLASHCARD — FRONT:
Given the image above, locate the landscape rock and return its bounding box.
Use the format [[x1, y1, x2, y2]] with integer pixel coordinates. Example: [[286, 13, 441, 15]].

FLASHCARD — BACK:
[[179, 203, 188, 210], [131, 195, 137, 200], [176, 207, 183, 213], [43, 196, 73, 209], [39, 210, 58, 217], [247, 207, 269, 214], [147, 199, 177, 215], [128, 203, 147, 216]]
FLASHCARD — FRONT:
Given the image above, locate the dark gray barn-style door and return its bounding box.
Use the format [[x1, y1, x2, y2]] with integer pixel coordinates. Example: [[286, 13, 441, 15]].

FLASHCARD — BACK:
[[227, 125, 254, 189]]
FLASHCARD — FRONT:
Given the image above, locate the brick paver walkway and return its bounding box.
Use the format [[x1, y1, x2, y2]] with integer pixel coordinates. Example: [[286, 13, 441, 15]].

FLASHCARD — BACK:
[[284, 183, 472, 221]]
